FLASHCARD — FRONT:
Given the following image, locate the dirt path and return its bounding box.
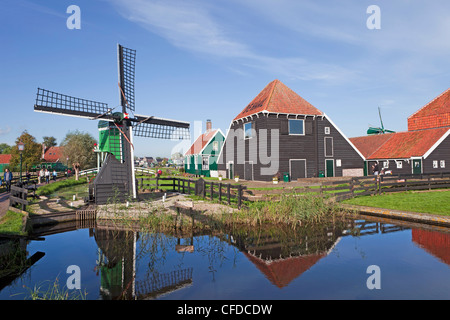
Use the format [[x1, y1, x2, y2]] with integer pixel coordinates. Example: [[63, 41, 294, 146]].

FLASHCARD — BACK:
[[0, 192, 10, 220]]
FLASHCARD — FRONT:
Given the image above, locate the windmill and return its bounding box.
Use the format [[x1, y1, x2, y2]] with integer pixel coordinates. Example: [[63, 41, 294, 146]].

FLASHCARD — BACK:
[[34, 44, 190, 204], [367, 107, 395, 135]]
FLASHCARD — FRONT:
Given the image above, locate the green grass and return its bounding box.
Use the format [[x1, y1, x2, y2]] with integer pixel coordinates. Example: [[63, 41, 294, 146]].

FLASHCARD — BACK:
[[342, 190, 450, 216], [36, 178, 87, 196], [0, 210, 26, 235]]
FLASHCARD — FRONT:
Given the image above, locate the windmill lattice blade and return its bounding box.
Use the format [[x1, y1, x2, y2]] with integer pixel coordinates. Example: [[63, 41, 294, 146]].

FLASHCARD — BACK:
[[118, 44, 136, 112], [132, 121, 190, 140], [34, 88, 110, 119]]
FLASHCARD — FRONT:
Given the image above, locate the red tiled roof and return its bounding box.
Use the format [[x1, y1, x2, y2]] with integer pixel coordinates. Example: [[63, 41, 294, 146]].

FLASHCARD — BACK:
[[351, 127, 449, 160], [408, 88, 450, 131], [0, 154, 11, 164], [42, 146, 63, 163], [184, 130, 218, 156], [233, 79, 324, 121], [243, 252, 325, 288], [349, 134, 394, 159], [412, 229, 450, 266]]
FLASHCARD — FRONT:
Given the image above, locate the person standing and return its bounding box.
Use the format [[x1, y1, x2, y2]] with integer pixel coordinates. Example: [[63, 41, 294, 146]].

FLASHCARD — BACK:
[[45, 168, 50, 184], [4, 168, 12, 192], [39, 168, 45, 184], [52, 169, 57, 181]]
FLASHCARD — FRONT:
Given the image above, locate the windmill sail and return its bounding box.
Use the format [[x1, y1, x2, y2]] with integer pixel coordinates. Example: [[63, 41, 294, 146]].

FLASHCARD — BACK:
[[117, 44, 136, 113], [34, 88, 112, 119], [367, 107, 395, 135]]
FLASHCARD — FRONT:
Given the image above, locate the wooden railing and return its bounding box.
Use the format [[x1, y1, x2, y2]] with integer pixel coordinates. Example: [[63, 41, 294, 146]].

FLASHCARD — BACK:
[[243, 172, 450, 202], [136, 177, 247, 209]]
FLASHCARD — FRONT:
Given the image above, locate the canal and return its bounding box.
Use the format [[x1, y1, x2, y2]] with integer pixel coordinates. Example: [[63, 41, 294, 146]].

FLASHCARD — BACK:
[[0, 215, 449, 300]]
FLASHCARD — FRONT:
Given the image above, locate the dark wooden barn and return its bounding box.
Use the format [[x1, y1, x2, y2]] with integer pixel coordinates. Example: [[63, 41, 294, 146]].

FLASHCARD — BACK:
[[217, 80, 365, 181]]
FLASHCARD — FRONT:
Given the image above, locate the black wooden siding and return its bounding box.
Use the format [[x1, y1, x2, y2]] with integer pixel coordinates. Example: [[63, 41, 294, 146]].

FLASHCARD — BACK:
[[218, 114, 364, 181]]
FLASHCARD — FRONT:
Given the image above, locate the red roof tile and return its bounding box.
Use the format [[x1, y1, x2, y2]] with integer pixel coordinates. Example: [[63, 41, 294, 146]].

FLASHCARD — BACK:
[[184, 130, 218, 156], [408, 88, 450, 130], [0, 154, 11, 164], [234, 80, 324, 121], [351, 127, 449, 160], [349, 134, 394, 159], [42, 146, 63, 163]]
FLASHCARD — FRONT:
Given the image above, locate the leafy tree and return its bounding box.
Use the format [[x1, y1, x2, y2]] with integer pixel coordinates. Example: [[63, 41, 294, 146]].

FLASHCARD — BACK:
[[43, 136, 57, 148], [9, 131, 42, 172], [0, 143, 12, 154], [61, 130, 97, 180]]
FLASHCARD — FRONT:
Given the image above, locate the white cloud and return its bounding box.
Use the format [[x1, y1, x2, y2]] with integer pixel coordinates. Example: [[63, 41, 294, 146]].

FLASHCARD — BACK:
[[110, 0, 358, 84]]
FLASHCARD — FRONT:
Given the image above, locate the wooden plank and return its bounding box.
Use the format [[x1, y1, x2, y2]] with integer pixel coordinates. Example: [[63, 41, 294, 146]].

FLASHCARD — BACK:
[[9, 196, 29, 205]]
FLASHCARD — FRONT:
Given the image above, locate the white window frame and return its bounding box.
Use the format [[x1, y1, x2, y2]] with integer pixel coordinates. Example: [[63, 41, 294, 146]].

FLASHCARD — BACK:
[[396, 161, 403, 169], [288, 119, 305, 135], [212, 141, 219, 152], [202, 155, 209, 170], [383, 160, 389, 169], [324, 127, 330, 135], [440, 160, 446, 168], [244, 122, 252, 139], [433, 160, 438, 169], [324, 137, 334, 157]]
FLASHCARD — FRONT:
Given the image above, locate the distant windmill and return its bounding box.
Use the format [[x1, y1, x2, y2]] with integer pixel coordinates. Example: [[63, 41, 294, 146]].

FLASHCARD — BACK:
[[367, 107, 395, 135], [34, 44, 190, 204]]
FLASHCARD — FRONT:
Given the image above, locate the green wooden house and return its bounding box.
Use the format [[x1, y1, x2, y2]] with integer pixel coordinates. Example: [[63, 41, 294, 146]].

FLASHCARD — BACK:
[[184, 120, 225, 177]]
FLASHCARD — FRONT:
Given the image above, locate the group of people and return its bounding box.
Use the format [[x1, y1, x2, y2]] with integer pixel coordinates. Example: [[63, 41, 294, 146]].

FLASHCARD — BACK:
[[38, 168, 58, 184], [371, 163, 390, 182]]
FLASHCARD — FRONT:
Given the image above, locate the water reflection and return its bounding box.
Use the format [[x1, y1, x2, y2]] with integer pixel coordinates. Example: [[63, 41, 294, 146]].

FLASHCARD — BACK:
[[0, 215, 449, 300]]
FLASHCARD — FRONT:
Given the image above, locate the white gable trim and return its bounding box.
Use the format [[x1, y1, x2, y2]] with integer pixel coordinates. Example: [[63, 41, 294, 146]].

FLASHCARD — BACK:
[[423, 129, 450, 159], [323, 113, 366, 161]]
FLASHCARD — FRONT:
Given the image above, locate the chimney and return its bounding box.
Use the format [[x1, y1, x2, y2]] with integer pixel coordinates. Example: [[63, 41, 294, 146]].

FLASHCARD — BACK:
[[206, 119, 212, 132]]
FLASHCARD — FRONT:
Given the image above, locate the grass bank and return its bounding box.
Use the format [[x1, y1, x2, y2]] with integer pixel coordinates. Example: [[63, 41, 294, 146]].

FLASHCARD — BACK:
[[0, 210, 27, 235], [35, 178, 87, 197], [342, 190, 450, 216]]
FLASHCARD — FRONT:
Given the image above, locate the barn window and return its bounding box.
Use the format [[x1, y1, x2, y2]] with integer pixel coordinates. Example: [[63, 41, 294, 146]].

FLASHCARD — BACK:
[[289, 119, 304, 135], [441, 160, 446, 168], [396, 161, 403, 169], [433, 160, 438, 168], [324, 137, 333, 157], [324, 127, 330, 134], [244, 122, 252, 139]]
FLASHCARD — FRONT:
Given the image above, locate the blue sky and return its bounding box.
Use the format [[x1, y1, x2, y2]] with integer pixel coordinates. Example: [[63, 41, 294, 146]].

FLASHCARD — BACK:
[[1, 0, 449, 157]]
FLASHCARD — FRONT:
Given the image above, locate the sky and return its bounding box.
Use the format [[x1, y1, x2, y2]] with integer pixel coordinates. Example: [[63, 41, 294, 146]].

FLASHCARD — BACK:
[[1, 0, 449, 158]]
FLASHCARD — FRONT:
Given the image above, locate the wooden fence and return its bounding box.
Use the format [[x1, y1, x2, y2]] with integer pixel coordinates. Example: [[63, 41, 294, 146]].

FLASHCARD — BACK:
[[243, 172, 450, 202], [136, 177, 247, 208]]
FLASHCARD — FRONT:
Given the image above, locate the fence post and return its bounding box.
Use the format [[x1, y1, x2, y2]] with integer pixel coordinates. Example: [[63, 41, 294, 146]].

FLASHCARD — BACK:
[[210, 182, 214, 201], [350, 178, 355, 198], [237, 184, 242, 209], [219, 182, 222, 202], [156, 177, 159, 189], [227, 184, 231, 205], [173, 178, 176, 192], [202, 179, 206, 199]]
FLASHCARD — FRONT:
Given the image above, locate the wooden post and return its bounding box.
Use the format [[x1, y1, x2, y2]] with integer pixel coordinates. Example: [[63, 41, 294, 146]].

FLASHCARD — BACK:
[[182, 179, 185, 194], [350, 178, 355, 198], [237, 184, 242, 209], [227, 183, 231, 205], [219, 182, 222, 202], [188, 179, 191, 195], [202, 179, 206, 199], [173, 178, 176, 192], [210, 182, 214, 201]]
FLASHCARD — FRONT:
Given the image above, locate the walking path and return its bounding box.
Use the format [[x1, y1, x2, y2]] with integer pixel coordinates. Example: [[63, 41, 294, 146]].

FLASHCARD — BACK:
[[0, 191, 10, 220]]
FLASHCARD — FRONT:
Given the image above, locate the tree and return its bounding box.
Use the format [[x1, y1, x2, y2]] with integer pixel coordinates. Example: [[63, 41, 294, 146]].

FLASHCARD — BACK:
[[61, 130, 97, 180], [0, 143, 12, 154], [9, 131, 42, 172], [43, 136, 57, 148]]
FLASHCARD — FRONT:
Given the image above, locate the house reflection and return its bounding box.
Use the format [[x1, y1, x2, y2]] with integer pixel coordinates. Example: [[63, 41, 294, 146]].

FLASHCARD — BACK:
[[227, 219, 410, 288], [412, 229, 450, 266]]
